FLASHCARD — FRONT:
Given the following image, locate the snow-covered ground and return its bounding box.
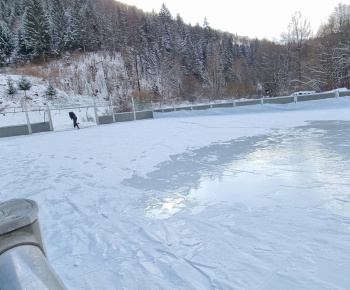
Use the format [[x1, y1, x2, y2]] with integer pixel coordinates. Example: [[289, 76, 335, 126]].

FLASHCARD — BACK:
[[1, 96, 350, 289]]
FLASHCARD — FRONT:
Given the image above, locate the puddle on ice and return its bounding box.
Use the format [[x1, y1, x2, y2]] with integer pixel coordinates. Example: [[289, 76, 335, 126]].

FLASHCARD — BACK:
[[122, 121, 350, 219]]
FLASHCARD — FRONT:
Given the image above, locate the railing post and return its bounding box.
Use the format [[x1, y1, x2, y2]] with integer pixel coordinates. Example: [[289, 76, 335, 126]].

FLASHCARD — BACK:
[[110, 95, 115, 123], [23, 98, 32, 135], [93, 96, 99, 125], [131, 97, 136, 121], [46, 103, 54, 131]]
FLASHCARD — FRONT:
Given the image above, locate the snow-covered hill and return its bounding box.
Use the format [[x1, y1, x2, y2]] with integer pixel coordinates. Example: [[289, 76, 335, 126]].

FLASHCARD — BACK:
[[0, 72, 85, 108]]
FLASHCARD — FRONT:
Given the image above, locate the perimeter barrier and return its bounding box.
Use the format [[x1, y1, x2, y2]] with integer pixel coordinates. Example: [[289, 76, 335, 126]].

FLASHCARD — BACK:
[[1, 91, 349, 139], [153, 90, 348, 113], [0, 103, 53, 138], [0, 97, 153, 138]]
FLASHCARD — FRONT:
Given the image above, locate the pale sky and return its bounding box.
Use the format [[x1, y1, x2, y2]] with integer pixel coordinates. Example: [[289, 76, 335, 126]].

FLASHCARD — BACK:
[[119, 0, 349, 40]]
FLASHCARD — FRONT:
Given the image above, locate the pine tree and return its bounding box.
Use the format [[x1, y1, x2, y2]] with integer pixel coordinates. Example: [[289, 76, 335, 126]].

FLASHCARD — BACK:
[[6, 77, 17, 96], [0, 0, 5, 21], [0, 22, 13, 65], [45, 79, 57, 99], [48, 0, 68, 55], [116, 5, 127, 49], [14, 26, 30, 59], [83, 1, 101, 52], [22, 0, 50, 61], [0, 54, 4, 68], [158, 4, 174, 53], [18, 75, 31, 97], [68, 0, 86, 51]]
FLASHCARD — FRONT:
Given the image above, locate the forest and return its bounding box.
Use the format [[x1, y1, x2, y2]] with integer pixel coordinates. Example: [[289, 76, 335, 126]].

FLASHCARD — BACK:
[[1, 0, 350, 105]]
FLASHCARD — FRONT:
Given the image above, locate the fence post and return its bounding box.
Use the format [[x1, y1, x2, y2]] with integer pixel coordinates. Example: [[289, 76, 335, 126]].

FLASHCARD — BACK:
[[294, 95, 297, 103], [131, 97, 136, 121], [23, 98, 32, 135], [93, 96, 99, 125], [46, 103, 54, 131], [110, 96, 115, 123]]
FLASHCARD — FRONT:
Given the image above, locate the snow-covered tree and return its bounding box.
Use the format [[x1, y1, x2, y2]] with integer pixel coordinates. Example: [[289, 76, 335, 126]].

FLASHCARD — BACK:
[[158, 4, 174, 53], [22, 0, 50, 61], [48, 0, 67, 55], [281, 11, 311, 88], [6, 76, 17, 97], [0, 22, 13, 65], [45, 79, 57, 99], [18, 75, 31, 96], [68, 0, 86, 51], [13, 26, 30, 60]]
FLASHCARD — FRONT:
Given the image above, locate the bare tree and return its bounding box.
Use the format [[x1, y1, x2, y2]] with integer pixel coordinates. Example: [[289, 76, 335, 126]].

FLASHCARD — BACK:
[[206, 45, 225, 100], [311, 3, 350, 90], [256, 40, 294, 96], [282, 11, 312, 89]]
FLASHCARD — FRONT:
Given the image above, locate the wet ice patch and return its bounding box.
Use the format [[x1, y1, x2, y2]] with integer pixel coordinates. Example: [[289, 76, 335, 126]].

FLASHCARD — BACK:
[[122, 120, 350, 219]]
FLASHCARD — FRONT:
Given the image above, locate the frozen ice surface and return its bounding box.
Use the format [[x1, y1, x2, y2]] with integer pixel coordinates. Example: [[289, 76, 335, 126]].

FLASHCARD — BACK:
[[1, 97, 350, 289]]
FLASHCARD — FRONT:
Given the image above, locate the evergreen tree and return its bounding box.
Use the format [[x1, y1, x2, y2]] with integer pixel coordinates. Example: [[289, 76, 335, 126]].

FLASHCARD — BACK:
[[68, 0, 86, 51], [6, 76, 17, 96], [14, 26, 31, 60], [45, 79, 57, 99], [48, 0, 67, 54], [22, 0, 50, 61], [221, 34, 235, 79], [158, 4, 174, 52], [0, 22, 13, 64], [0, 54, 4, 67], [0, 0, 5, 21], [174, 14, 187, 55], [18, 75, 31, 96], [83, 1, 101, 52], [116, 5, 127, 49]]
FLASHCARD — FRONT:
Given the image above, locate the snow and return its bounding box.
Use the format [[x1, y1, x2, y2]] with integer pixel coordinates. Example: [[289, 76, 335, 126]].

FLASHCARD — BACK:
[[1, 80, 350, 288], [290, 90, 316, 96]]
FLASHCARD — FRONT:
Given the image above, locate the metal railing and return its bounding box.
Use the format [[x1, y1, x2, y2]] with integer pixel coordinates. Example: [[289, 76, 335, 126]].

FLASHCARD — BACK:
[[1, 91, 349, 139], [153, 91, 348, 113], [0, 97, 154, 138]]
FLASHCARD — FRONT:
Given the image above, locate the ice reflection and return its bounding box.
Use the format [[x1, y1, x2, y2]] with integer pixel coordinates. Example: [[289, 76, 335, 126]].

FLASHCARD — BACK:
[[144, 192, 187, 219], [122, 121, 350, 219]]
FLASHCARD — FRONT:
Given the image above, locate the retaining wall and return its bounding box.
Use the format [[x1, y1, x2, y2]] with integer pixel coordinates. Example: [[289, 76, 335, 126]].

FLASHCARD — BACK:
[[0, 122, 51, 138], [97, 110, 153, 125]]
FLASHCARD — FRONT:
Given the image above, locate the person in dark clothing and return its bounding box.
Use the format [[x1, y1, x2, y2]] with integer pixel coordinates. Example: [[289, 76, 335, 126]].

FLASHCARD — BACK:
[[69, 111, 80, 129]]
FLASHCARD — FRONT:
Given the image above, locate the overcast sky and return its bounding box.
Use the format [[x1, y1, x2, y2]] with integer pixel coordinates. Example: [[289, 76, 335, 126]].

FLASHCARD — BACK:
[[119, 0, 348, 40]]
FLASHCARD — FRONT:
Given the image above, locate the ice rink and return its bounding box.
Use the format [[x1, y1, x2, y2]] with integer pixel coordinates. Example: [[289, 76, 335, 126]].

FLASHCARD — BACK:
[[1, 97, 350, 289]]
